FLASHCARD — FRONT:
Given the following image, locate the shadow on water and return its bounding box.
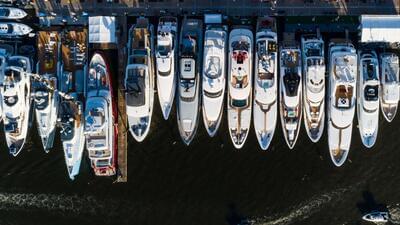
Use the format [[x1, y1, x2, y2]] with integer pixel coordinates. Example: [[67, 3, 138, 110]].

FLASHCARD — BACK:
[[356, 190, 388, 215], [226, 203, 247, 225]]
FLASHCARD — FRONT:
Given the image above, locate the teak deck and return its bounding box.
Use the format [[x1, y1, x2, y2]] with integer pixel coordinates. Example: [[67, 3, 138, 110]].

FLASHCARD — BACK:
[[37, 31, 59, 75], [61, 29, 88, 72]]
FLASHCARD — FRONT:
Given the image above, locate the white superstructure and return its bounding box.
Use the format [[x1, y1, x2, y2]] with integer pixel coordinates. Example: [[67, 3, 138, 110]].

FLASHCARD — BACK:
[[0, 7, 27, 20], [0, 22, 32, 37], [379, 53, 399, 122]]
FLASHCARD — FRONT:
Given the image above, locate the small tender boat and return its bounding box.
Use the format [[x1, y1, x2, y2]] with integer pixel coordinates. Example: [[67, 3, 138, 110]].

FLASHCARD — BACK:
[[357, 50, 380, 148], [85, 53, 117, 176], [156, 16, 177, 120], [177, 18, 203, 145], [379, 53, 399, 122], [362, 211, 389, 223], [0, 7, 27, 20], [253, 17, 278, 150], [301, 34, 325, 143], [201, 23, 227, 137], [279, 42, 302, 149], [35, 31, 60, 152], [0, 22, 32, 37], [227, 27, 253, 149], [125, 17, 154, 142], [327, 40, 357, 167], [58, 29, 87, 180], [1, 55, 32, 156]]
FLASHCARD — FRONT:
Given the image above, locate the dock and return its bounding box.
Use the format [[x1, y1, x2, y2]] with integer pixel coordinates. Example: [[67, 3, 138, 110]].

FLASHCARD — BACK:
[[117, 16, 128, 183]]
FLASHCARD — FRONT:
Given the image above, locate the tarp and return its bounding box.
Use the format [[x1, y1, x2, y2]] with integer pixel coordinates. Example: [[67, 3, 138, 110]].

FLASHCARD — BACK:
[[89, 16, 116, 43], [360, 15, 400, 43]]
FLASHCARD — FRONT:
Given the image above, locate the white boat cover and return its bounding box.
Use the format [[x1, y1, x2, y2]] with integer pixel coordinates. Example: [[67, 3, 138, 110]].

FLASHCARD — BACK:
[[89, 16, 116, 43], [360, 15, 400, 43]]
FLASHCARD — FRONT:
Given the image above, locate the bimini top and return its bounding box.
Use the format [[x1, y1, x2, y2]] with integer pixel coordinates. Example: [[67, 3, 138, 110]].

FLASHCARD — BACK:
[[88, 16, 116, 44], [360, 15, 400, 43]]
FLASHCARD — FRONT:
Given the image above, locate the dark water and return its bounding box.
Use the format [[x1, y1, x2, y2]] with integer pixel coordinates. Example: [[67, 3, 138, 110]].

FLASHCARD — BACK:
[[0, 13, 400, 225]]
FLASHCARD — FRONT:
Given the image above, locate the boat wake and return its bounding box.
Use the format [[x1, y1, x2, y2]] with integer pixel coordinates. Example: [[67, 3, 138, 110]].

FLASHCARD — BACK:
[[387, 204, 400, 224], [252, 187, 353, 225]]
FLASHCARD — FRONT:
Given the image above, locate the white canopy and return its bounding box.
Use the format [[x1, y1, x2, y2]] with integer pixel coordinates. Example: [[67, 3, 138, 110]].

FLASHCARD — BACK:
[[360, 15, 400, 43], [89, 16, 116, 43]]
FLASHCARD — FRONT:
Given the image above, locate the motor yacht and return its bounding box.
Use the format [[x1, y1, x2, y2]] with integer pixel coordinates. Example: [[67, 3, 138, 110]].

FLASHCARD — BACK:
[[379, 53, 399, 122], [279, 43, 302, 149], [253, 17, 278, 150], [85, 52, 117, 176], [227, 27, 253, 149], [202, 24, 227, 137], [362, 211, 389, 223], [35, 31, 60, 152], [1, 55, 31, 156], [125, 17, 154, 142], [327, 41, 357, 167], [357, 50, 379, 148], [58, 29, 87, 180], [176, 18, 203, 145], [301, 34, 325, 143], [156, 16, 177, 120], [0, 22, 32, 37], [0, 44, 13, 123], [0, 7, 27, 20]]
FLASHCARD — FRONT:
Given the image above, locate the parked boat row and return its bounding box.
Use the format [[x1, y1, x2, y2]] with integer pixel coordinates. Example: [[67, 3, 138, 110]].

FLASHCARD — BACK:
[[126, 16, 400, 167]]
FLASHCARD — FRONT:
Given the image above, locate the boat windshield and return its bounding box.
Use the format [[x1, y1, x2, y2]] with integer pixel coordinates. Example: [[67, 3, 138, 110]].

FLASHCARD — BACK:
[[0, 9, 9, 17], [231, 98, 248, 108], [157, 44, 171, 57], [96, 159, 111, 168], [305, 42, 323, 57], [364, 85, 378, 101], [284, 70, 300, 97], [181, 35, 196, 57], [364, 62, 377, 80]]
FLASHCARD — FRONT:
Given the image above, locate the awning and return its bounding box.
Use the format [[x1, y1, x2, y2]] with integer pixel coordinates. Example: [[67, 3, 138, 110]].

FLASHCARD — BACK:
[[360, 15, 400, 43], [89, 16, 116, 44]]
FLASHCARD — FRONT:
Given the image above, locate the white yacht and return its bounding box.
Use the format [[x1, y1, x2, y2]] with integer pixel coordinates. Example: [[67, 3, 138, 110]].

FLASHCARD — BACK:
[[58, 29, 87, 180], [1, 56, 31, 156], [0, 22, 32, 37], [0, 7, 27, 20], [35, 31, 60, 152], [156, 16, 177, 120], [253, 17, 278, 150], [379, 53, 399, 122], [362, 211, 389, 223], [202, 24, 227, 137], [357, 50, 379, 148], [125, 17, 154, 142], [0, 44, 13, 123], [327, 41, 357, 167], [301, 34, 325, 143], [279, 43, 302, 149], [177, 18, 203, 145], [227, 27, 253, 149], [85, 53, 117, 176]]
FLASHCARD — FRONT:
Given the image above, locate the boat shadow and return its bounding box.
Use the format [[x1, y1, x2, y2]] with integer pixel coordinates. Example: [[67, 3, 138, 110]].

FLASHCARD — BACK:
[[356, 190, 388, 216]]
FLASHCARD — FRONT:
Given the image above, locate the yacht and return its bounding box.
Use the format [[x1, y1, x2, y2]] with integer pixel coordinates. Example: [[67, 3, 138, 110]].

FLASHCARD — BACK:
[[35, 31, 60, 152], [327, 41, 357, 167], [362, 211, 389, 223], [156, 16, 177, 120], [0, 7, 27, 20], [379, 53, 399, 122], [227, 27, 253, 149], [202, 24, 227, 137], [279, 43, 302, 149], [85, 53, 117, 176], [125, 17, 154, 142], [253, 17, 278, 150], [0, 22, 32, 37], [1, 56, 31, 156], [58, 29, 87, 180], [301, 34, 325, 143], [177, 18, 203, 145], [357, 50, 379, 148]]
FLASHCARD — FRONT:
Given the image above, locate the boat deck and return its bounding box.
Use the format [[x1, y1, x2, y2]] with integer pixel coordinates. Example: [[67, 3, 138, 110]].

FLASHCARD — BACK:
[[37, 31, 59, 75]]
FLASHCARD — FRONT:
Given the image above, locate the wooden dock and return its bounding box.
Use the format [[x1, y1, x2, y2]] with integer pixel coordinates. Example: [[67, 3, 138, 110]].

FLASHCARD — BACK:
[[117, 16, 128, 183]]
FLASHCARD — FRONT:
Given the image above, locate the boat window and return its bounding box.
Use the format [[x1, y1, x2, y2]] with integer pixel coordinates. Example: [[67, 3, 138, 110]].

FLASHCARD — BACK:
[[157, 44, 171, 57], [0, 9, 9, 17], [6, 24, 12, 33], [364, 62, 377, 80], [231, 98, 248, 108], [181, 35, 196, 57], [283, 71, 300, 97], [364, 85, 378, 101], [232, 40, 249, 51], [126, 68, 145, 107], [96, 159, 110, 167]]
